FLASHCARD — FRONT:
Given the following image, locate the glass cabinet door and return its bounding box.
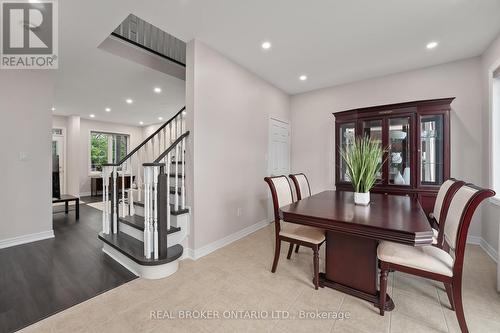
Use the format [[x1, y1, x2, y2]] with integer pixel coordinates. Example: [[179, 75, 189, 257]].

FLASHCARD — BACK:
[[339, 122, 356, 182], [388, 117, 411, 185], [362, 119, 383, 180], [420, 115, 444, 185]]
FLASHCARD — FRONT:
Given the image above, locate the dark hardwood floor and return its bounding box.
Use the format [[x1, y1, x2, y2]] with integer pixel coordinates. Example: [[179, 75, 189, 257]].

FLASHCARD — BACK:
[[0, 200, 137, 333]]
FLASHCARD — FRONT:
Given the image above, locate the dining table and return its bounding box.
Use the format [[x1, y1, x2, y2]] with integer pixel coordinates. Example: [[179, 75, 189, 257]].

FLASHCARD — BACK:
[[279, 190, 434, 311]]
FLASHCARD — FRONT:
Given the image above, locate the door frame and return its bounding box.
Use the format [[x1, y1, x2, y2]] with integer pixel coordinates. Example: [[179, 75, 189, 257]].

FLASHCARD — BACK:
[[52, 127, 67, 194], [267, 117, 291, 176], [267, 117, 291, 222]]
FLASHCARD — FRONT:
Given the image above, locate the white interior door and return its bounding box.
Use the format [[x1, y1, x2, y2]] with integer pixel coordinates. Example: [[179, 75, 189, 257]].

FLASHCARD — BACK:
[[267, 118, 290, 221], [268, 118, 290, 176], [52, 131, 66, 194]]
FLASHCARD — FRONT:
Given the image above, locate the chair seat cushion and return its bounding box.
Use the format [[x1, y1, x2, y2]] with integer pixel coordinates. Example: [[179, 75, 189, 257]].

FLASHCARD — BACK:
[[280, 222, 325, 244], [377, 241, 454, 277]]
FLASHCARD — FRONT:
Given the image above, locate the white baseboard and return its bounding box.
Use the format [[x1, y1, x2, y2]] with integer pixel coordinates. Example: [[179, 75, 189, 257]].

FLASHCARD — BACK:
[[79, 191, 91, 197], [186, 219, 270, 260], [467, 235, 498, 263], [0, 230, 55, 249]]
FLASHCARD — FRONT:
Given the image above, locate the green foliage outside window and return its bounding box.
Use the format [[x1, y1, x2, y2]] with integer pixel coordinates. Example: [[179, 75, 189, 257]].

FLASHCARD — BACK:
[[90, 133, 109, 172]]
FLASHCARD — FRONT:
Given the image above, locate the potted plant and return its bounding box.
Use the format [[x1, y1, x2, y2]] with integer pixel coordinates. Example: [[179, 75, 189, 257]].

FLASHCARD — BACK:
[[340, 136, 386, 206]]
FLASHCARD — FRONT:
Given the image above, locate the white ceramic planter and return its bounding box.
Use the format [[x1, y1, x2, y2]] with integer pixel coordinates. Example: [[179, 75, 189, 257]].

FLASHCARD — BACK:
[[354, 192, 370, 206]]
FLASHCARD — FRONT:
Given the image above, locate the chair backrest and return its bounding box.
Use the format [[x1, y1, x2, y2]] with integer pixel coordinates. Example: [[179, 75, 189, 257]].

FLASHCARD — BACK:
[[433, 179, 461, 224], [443, 184, 495, 276], [434, 179, 465, 247], [264, 176, 294, 221], [289, 173, 311, 200]]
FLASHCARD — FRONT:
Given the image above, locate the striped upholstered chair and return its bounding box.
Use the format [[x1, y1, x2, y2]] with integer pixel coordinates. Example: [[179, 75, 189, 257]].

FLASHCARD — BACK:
[[264, 175, 325, 289], [428, 178, 465, 247], [289, 173, 312, 200], [377, 184, 495, 333]]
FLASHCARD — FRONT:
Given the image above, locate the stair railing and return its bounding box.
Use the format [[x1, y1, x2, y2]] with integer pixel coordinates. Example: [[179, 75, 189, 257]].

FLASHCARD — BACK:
[[142, 130, 189, 259], [101, 106, 185, 235]]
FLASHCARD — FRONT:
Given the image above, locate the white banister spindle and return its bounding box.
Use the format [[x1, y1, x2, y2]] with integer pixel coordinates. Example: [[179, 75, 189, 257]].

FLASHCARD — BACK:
[[129, 156, 135, 216], [102, 166, 109, 234], [166, 152, 171, 231], [144, 166, 151, 258], [174, 144, 179, 211], [169, 122, 173, 144], [163, 127, 167, 153], [152, 137, 155, 160], [137, 148, 142, 202], [121, 166, 126, 217], [181, 137, 186, 209], [176, 115, 180, 139], [153, 166, 159, 259], [156, 133, 160, 157], [112, 166, 117, 233]]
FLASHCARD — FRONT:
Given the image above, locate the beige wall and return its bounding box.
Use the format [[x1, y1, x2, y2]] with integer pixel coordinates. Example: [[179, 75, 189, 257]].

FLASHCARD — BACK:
[[290, 57, 484, 238], [481, 34, 500, 256], [0, 71, 54, 244], [186, 40, 290, 250]]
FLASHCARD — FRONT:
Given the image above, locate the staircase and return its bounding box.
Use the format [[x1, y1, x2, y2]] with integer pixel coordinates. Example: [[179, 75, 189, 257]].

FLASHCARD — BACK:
[[98, 107, 190, 279]]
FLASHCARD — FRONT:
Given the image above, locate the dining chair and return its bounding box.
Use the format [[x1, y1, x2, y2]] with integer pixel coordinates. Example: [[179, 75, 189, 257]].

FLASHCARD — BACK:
[[264, 175, 326, 289], [429, 178, 465, 247], [289, 173, 313, 254], [377, 184, 495, 333], [289, 173, 312, 200]]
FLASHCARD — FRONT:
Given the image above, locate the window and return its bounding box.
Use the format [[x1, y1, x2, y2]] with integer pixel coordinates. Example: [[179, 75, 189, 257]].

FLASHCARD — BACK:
[[90, 131, 129, 172]]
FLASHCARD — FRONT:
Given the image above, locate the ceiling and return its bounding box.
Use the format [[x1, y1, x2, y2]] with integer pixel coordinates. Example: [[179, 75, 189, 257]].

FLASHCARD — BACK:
[[54, 2, 186, 126], [56, 0, 500, 124]]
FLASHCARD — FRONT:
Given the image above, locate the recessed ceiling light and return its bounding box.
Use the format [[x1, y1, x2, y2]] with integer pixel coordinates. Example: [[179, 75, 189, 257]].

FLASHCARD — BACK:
[[182, 111, 187, 116], [51, 107, 56, 111], [154, 87, 162, 93], [158, 117, 163, 121], [299, 75, 308, 81], [261, 41, 271, 50], [89, 114, 95, 118], [126, 99, 133, 104], [139, 121, 144, 125], [105, 107, 111, 112], [426, 41, 438, 49]]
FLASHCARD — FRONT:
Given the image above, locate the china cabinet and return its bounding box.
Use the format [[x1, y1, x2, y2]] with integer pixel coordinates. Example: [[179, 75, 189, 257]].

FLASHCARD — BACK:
[[334, 98, 453, 215]]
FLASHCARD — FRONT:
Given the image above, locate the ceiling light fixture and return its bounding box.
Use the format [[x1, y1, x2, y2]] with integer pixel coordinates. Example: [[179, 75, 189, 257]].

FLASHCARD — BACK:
[[299, 75, 308, 81], [154, 87, 162, 93], [158, 117, 163, 121], [139, 121, 144, 125], [89, 114, 95, 118], [426, 41, 438, 49], [182, 111, 187, 116], [126, 99, 133, 104], [105, 107, 111, 112], [51, 107, 56, 111], [261, 41, 271, 50]]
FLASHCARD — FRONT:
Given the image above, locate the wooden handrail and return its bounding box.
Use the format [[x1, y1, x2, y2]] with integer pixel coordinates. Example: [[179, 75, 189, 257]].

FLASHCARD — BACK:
[[104, 106, 185, 166]]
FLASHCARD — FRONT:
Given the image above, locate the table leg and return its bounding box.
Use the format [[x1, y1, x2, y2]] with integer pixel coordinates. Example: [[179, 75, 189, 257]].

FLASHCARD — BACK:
[[65, 201, 69, 214], [319, 231, 394, 311], [75, 199, 79, 220]]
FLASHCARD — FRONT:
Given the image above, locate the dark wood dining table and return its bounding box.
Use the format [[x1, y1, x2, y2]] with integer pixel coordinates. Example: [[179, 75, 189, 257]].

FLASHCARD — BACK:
[[279, 190, 433, 311]]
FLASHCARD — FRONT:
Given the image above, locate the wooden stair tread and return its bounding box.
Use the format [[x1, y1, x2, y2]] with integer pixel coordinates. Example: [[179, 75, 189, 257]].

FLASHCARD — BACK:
[[118, 215, 181, 234], [133, 202, 189, 215], [99, 232, 183, 266]]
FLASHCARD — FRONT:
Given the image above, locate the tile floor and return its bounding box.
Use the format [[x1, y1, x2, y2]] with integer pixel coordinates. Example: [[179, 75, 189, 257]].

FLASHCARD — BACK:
[[20, 225, 500, 333]]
